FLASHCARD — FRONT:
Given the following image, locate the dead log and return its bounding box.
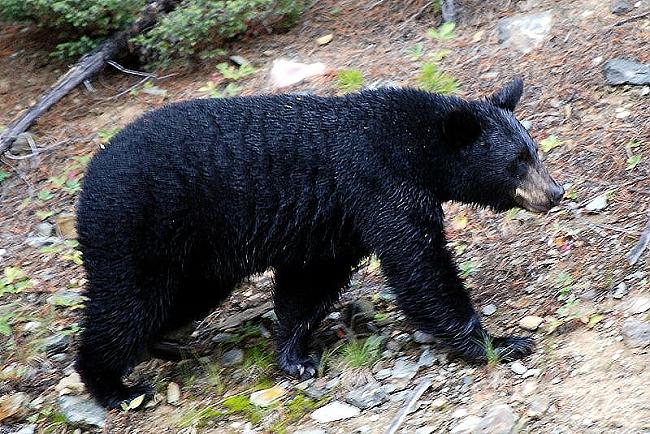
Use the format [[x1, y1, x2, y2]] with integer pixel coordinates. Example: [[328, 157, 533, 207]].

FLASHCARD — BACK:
[[0, 0, 180, 153]]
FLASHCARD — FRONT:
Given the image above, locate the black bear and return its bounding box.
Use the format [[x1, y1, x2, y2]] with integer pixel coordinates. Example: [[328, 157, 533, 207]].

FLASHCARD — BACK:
[[75, 78, 563, 408]]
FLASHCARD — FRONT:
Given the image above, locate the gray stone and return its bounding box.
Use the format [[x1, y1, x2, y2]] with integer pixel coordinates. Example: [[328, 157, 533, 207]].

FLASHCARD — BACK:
[[450, 415, 481, 434], [211, 333, 237, 344], [474, 404, 516, 434], [510, 361, 528, 375], [413, 331, 435, 344], [26, 236, 60, 248], [622, 319, 650, 347], [527, 397, 550, 418], [375, 368, 392, 380], [482, 304, 497, 316], [625, 297, 650, 315], [11, 425, 36, 434], [391, 359, 420, 380], [418, 349, 437, 367], [36, 222, 53, 237], [58, 395, 106, 428], [311, 401, 360, 423], [415, 427, 436, 434], [44, 334, 70, 355], [610, 0, 632, 14], [496, 11, 553, 53], [612, 282, 628, 299], [10, 133, 36, 155], [220, 348, 244, 366], [603, 59, 650, 86], [346, 382, 386, 409]]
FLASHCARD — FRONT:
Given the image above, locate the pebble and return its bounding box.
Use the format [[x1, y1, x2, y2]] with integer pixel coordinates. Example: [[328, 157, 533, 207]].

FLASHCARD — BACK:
[[519, 315, 544, 331], [527, 397, 550, 418], [610, 0, 632, 14], [250, 385, 286, 407], [482, 304, 497, 316], [621, 319, 650, 347], [418, 349, 437, 367], [346, 382, 386, 409], [310, 401, 360, 423], [613, 282, 628, 299], [496, 11, 554, 54], [450, 415, 481, 433], [602, 59, 650, 86], [431, 397, 448, 410], [0, 393, 28, 422], [474, 404, 516, 434], [415, 427, 436, 434], [625, 297, 650, 314], [391, 359, 420, 380], [167, 382, 181, 404], [413, 331, 435, 344], [44, 334, 70, 355], [58, 395, 106, 428], [55, 372, 85, 396], [451, 408, 469, 418], [220, 348, 244, 366], [510, 361, 528, 375], [11, 425, 36, 434], [36, 222, 53, 237], [585, 194, 608, 211]]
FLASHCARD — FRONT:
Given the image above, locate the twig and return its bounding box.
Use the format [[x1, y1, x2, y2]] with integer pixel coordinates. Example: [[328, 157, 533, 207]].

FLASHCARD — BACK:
[[106, 60, 158, 78], [610, 10, 650, 28], [627, 215, 650, 265], [385, 377, 433, 434], [3, 135, 95, 160]]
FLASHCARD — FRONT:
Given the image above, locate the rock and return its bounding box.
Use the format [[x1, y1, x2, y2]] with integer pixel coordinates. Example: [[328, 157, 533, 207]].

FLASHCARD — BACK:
[[167, 382, 181, 404], [142, 86, 167, 97], [293, 430, 327, 434], [510, 361, 528, 375], [613, 282, 628, 299], [44, 334, 70, 355], [316, 34, 334, 45], [22, 321, 41, 333], [270, 59, 328, 89], [527, 397, 550, 418], [415, 427, 436, 434], [11, 425, 36, 434], [625, 297, 650, 314], [229, 55, 250, 66], [482, 304, 497, 316], [431, 397, 448, 410], [36, 222, 53, 237], [221, 348, 244, 366], [610, 0, 632, 14], [450, 415, 481, 434], [602, 59, 650, 86], [519, 315, 544, 331], [26, 236, 59, 248], [46, 290, 84, 307], [58, 395, 106, 428], [376, 368, 392, 380], [55, 214, 77, 239], [413, 331, 435, 344], [311, 401, 360, 423], [211, 333, 237, 344], [585, 194, 608, 212], [55, 372, 85, 396], [418, 349, 437, 367], [250, 385, 286, 407], [391, 359, 420, 380], [621, 319, 650, 347], [496, 11, 553, 54], [346, 382, 386, 409], [474, 404, 516, 434], [0, 393, 28, 422]]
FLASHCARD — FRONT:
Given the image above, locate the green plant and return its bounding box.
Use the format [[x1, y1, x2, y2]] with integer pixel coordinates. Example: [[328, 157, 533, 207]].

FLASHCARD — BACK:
[[459, 260, 478, 278], [417, 63, 459, 94], [199, 82, 241, 98], [407, 43, 424, 61], [427, 22, 455, 40], [0, 267, 32, 296], [0, 170, 10, 183], [222, 395, 264, 424], [556, 272, 573, 300], [340, 335, 382, 369], [475, 334, 499, 367], [337, 69, 364, 93], [626, 140, 642, 171], [216, 62, 255, 80], [178, 405, 224, 428]]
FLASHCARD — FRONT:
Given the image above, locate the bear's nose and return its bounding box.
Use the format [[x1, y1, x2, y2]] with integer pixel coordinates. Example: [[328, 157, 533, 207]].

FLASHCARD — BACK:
[[549, 182, 564, 206]]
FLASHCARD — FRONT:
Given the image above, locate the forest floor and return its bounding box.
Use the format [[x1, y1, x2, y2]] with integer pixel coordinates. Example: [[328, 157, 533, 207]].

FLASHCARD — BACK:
[[0, 0, 649, 433]]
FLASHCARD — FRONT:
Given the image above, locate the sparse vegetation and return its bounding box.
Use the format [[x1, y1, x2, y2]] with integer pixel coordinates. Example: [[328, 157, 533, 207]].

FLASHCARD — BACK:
[[417, 62, 459, 94], [337, 69, 365, 93], [340, 335, 382, 369]]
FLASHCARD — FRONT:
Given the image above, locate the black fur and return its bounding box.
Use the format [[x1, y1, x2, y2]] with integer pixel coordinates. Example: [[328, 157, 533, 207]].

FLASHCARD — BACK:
[[75, 82, 561, 408]]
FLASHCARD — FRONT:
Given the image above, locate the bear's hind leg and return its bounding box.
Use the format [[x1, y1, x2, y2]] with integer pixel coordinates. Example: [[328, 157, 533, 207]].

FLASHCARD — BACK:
[[273, 258, 356, 379]]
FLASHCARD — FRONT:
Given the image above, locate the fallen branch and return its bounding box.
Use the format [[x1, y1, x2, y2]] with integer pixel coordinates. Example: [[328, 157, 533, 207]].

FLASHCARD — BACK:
[[627, 215, 650, 265], [610, 10, 650, 28], [0, 0, 180, 153], [385, 377, 433, 434]]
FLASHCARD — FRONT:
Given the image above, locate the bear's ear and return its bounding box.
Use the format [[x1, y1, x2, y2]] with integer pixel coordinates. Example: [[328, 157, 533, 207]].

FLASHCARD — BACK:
[[489, 78, 524, 111], [442, 107, 482, 148]]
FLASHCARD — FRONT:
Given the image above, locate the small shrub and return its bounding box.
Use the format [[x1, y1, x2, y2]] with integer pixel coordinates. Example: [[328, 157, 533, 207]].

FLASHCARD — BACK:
[[337, 69, 365, 93], [340, 335, 382, 369], [417, 62, 459, 94]]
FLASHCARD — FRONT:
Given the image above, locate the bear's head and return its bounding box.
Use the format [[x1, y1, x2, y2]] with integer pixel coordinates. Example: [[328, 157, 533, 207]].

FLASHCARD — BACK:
[[440, 78, 564, 213]]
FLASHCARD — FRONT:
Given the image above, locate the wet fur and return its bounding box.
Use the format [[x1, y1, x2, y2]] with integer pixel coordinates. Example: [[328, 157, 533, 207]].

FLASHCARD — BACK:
[[76, 87, 540, 408]]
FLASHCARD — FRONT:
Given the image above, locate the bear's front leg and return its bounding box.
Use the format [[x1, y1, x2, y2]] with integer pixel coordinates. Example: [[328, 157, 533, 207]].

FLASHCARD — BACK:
[[273, 257, 358, 379], [364, 197, 534, 362]]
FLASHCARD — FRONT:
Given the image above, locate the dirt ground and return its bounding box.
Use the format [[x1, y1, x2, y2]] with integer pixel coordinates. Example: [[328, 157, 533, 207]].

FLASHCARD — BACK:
[[1, 0, 649, 433]]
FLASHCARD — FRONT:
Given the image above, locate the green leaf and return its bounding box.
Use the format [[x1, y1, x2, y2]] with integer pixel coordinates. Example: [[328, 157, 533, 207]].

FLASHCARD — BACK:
[[121, 394, 145, 411], [539, 135, 562, 153], [37, 189, 54, 202], [587, 314, 604, 329], [0, 318, 11, 337], [36, 210, 55, 221], [626, 154, 641, 171], [427, 22, 455, 40], [417, 63, 459, 94], [0, 170, 10, 183], [337, 69, 364, 93]]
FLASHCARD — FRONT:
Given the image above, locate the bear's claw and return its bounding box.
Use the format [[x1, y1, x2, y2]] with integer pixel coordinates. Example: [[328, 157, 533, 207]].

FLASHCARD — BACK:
[[492, 336, 535, 361], [278, 355, 318, 380]]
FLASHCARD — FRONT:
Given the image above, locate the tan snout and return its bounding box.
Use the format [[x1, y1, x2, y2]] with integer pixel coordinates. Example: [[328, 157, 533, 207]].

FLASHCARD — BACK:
[[514, 165, 564, 213]]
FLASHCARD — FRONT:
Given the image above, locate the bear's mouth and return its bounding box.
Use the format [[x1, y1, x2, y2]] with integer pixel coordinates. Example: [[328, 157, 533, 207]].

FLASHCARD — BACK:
[[513, 185, 562, 213]]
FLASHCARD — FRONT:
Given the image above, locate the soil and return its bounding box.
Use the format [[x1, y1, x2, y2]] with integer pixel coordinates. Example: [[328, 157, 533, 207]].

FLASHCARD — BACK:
[[0, 0, 649, 433]]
